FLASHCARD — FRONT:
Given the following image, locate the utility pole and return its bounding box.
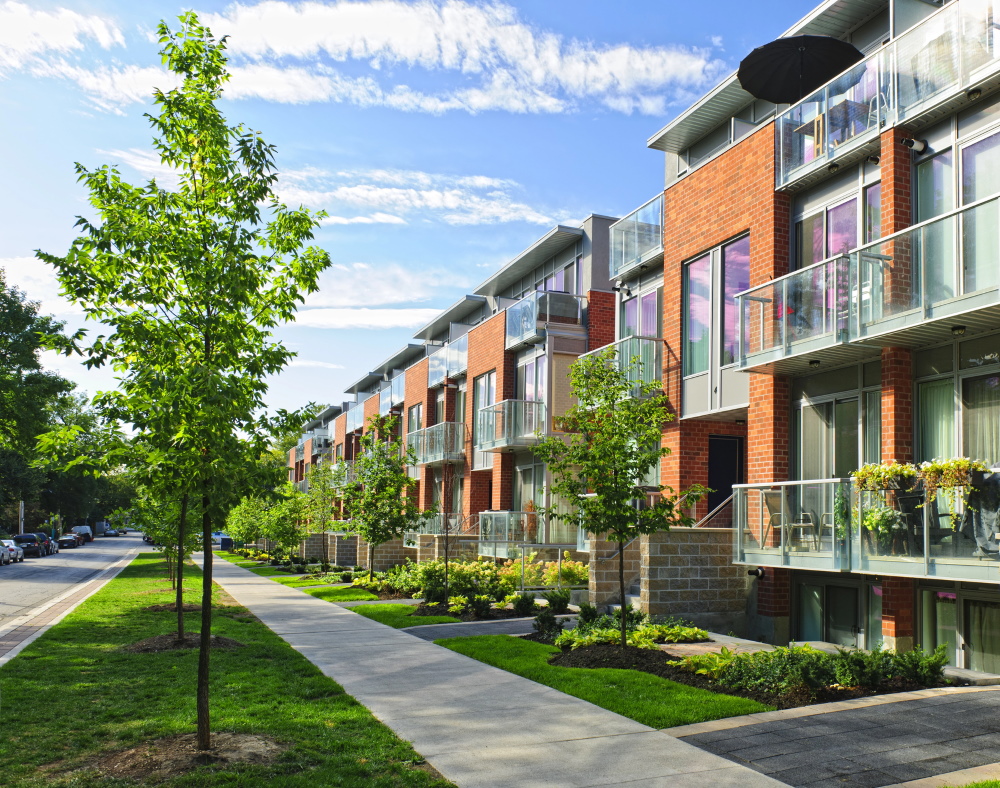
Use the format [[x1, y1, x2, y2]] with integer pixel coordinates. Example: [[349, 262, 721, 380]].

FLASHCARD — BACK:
[[18, 500, 24, 533]]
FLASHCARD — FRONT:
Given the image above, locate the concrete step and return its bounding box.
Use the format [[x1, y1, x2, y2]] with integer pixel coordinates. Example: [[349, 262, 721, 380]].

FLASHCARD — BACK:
[[608, 594, 642, 612], [629, 584, 640, 596]]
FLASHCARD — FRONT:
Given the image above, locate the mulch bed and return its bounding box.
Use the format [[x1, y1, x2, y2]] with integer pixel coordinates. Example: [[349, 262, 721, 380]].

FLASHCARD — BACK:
[[142, 603, 202, 613], [412, 602, 534, 622], [122, 633, 246, 654], [93, 732, 287, 782], [548, 644, 930, 710]]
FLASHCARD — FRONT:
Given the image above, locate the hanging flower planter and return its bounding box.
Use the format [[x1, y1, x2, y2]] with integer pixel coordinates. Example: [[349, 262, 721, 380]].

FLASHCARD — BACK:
[[851, 460, 919, 492], [919, 458, 989, 529]]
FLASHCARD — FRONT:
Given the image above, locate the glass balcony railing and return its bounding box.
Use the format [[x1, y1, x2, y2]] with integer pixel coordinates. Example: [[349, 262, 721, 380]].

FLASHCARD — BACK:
[[736, 255, 851, 370], [475, 400, 546, 452], [505, 291, 586, 349], [379, 372, 406, 416], [852, 195, 1000, 343], [345, 404, 364, 433], [427, 333, 469, 388], [734, 479, 854, 572], [610, 194, 664, 279], [737, 474, 1000, 583], [406, 422, 465, 466], [579, 335, 663, 396], [331, 460, 356, 489], [478, 510, 545, 558], [776, 0, 1000, 188]]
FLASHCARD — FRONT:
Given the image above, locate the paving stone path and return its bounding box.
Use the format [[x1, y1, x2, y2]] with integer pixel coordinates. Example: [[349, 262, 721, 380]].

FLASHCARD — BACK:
[[676, 687, 1000, 787]]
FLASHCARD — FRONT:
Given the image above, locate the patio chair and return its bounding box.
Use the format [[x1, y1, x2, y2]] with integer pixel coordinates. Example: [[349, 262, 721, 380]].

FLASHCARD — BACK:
[[763, 490, 819, 550]]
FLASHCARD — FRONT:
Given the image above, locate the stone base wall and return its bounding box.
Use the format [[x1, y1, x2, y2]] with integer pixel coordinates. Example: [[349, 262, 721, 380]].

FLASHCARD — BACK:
[[329, 534, 358, 567], [588, 535, 641, 608], [356, 537, 409, 572], [641, 528, 751, 635]]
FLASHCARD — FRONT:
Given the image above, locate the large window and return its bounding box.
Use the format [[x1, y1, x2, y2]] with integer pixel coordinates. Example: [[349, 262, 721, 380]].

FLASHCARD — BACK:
[[407, 403, 422, 434], [472, 371, 496, 469], [516, 350, 547, 403], [621, 289, 661, 338], [682, 235, 749, 376]]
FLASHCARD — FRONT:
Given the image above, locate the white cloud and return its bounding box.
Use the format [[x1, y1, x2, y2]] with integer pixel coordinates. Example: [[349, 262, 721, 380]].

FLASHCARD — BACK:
[[30, 60, 178, 113], [95, 147, 181, 187], [0, 1, 123, 71], [304, 262, 466, 308], [293, 307, 441, 329], [288, 358, 345, 369], [200, 0, 726, 116], [0, 256, 81, 317], [281, 167, 554, 226]]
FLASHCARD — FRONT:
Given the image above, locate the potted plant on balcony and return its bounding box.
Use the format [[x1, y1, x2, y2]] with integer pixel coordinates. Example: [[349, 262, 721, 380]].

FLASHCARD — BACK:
[[919, 457, 989, 529], [851, 460, 919, 492]]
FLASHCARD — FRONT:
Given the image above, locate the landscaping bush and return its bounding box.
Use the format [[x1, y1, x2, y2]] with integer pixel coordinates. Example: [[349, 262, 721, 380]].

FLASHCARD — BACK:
[[541, 588, 571, 615], [577, 602, 599, 625], [511, 592, 537, 616], [499, 551, 589, 588], [555, 622, 710, 651], [533, 607, 564, 642], [669, 643, 949, 698]]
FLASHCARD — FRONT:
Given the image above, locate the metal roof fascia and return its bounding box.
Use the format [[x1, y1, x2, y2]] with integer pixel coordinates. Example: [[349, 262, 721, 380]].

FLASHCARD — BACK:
[[412, 295, 488, 341], [473, 225, 584, 298]]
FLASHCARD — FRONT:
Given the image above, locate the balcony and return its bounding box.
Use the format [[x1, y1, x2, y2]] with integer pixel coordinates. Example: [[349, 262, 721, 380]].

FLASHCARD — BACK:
[[406, 422, 465, 466], [345, 404, 364, 433], [777, 0, 1000, 190], [851, 196, 1000, 348], [427, 333, 469, 388], [296, 479, 309, 494], [505, 291, 586, 350], [580, 335, 663, 396], [478, 510, 544, 558], [736, 254, 875, 374], [331, 460, 357, 489], [476, 400, 546, 452], [736, 476, 1000, 583], [610, 194, 664, 280], [379, 372, 406, 416]]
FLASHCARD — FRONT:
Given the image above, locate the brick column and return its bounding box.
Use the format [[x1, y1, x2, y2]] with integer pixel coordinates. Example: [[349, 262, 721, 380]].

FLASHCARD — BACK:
[[748, 375, 791, 484], [492, 453, 514, 511], [882, 576, 915, 651], [749, 567, 791, 645], [882, 347, 914, 463]]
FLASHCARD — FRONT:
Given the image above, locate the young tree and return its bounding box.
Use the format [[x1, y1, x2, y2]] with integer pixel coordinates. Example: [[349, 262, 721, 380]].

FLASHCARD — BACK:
[[36, 13, 329, 749], [259, 484, 309, 557], [341, 415, 433, 578], [532, 350, 707, 649], [305, 459, 342, 568]]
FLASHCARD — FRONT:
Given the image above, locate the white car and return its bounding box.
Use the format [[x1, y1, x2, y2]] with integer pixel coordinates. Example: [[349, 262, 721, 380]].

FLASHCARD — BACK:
[[1, 539, 24, 563]]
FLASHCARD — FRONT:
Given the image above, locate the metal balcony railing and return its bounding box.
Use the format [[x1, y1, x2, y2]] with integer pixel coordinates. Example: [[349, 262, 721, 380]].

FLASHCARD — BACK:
[[475, 400, 546, 451], [505, 291, 586, 349], [610, 194, 664, 280], [406, 421, 465, 465]]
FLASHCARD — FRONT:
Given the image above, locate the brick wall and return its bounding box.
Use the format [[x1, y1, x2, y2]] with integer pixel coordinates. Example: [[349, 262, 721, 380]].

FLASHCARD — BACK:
[[882, 576, 915, 651], [641, 528, 750, 634], [295, 533, 357, 566], [882, 347, 915, 463], [587, 289, 616, 351], [744, 567, 792, 644], [662, 418, 747, 522]]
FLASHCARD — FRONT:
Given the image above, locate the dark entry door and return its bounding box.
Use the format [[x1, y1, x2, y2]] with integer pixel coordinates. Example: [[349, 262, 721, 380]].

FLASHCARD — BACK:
[[707, 436, 745, 512]]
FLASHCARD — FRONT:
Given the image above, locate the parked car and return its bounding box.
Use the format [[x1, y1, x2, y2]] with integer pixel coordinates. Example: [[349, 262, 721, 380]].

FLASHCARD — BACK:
[[13, 534, 45, 557], [0, 544, 9, 565], [57, 533, 79, 549], [71, 525, 94, 542], [2, 539, 24, 562], [105, 528, 120, 537], [32, 533, 54, 556]]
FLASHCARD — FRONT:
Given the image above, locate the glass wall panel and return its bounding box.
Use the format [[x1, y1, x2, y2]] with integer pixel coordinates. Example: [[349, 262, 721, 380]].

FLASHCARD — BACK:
[[683, 255, 711, 375], [865, 183, 882, 243], [867, 584, 883, 649], [722, 236, 750, 366], [963, 373, 1000, 465], [827, 199, 858, 257], [640, 291, 659, 337], [966, 599, 1000, 674], [795, 212, 825, 269], [920, 589, 959, 665], [916, 150, 954, 221], [798, 584, 823, 641], [834, 399, 860, 478], [919, 379, 956, 461], [799, 402, 831, 480], [864, 390, 882, 465]]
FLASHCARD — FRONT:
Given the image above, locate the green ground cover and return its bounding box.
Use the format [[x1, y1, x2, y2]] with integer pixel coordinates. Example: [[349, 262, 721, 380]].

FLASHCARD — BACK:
[[0, 552, 451, 787], [215, 550, 300, 578], [351, 603, 460, 628], [272, 576, 347, 588], [438, 635, 771, 728], [304, 586, 379, 603]]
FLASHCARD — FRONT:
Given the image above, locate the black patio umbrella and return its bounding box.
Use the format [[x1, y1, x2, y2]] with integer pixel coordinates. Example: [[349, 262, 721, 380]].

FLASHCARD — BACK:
[[738, 35, 865, 105]]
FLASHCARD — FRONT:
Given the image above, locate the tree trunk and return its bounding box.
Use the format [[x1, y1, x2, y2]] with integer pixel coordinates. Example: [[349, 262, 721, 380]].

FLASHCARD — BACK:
[[166, 550, 174, 588], [619, 542, 627, 649], [368, 541, 375, 580], [176, 494, 188, 644], [196, 493, 212, 750]]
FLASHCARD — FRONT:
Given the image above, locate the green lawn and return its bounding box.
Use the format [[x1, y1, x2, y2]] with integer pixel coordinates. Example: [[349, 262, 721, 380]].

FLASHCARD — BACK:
[[273, 576, 347, 588], [304, 586, 380, 603], [438, 635, 771, 728], [0, 552, 451, 788], [352, 603, 460, 628], [215, 551, 300, 577]]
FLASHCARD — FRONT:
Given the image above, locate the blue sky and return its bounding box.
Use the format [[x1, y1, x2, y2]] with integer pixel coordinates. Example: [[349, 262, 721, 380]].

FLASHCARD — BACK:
[[0, 0, 817, 415]]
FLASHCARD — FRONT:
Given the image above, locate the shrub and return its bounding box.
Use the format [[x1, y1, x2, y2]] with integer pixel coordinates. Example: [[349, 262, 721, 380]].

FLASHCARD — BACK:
[[468, 594, 493, 618], [448, 595, 469, 615], [894, 644, 948, 686], [555, 622, 709, 651], [339, 571, 353, 583], [542, 588, 571, 615], [500, 550, 590, 588], [540, 552, 589, 586], [320, 562, 331, 573], [533, 608, 564, 642], [576, 602, 599, 626], [511, 592, 537, 616]]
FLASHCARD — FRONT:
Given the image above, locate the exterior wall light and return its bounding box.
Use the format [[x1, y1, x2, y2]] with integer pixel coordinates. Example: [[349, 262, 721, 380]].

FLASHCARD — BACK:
[[968, 88, 983, 101], [748, 567, 766, 578], [901, 137, 928, 154], [952, 325, 967, 336], [809, 359, 821, 368]]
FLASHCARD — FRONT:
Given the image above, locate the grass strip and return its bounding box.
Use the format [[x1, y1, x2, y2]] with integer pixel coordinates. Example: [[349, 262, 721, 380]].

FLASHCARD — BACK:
[[352, 603, 460, 629], [438, 635, 772, 728], [0, 552, 451, 788], [272, 576, 349, 588], [214, 551, 302, 578], [304, 586, 380, 603]]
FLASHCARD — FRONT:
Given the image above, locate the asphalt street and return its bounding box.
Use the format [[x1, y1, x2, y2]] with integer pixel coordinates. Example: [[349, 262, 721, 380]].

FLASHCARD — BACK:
[[0, 532, 140, 628]]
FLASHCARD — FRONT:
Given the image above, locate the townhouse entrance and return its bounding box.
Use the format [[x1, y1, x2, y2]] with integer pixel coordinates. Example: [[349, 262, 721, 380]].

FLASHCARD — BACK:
[[794, 575, 883, 649], [707, 435, 744, 513], [920, 584, 1000, 671]]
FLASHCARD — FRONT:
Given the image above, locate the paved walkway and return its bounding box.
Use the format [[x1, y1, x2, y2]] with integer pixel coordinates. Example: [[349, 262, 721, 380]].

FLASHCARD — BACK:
[[198, 553, 782, 788]]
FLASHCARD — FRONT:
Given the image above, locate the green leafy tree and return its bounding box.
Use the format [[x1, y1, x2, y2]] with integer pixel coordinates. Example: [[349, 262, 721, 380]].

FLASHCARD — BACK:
[[532, 350, 707, 648], [259, 484, 309, 556], [225, 495, 267, 548], [341, 415, 433, 578], [305, 458, 343, 567], [36, 13, 329, 748]]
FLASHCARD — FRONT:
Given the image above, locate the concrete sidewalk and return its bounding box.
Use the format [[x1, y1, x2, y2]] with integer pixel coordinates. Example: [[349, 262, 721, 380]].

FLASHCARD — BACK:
[[198, 553, 782, 788]]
